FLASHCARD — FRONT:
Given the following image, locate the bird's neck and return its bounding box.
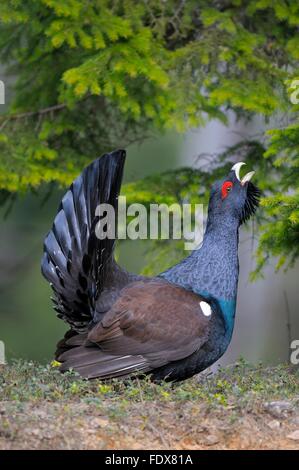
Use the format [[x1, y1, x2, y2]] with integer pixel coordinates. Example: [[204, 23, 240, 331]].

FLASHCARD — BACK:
[[160, 216, 240, 335]]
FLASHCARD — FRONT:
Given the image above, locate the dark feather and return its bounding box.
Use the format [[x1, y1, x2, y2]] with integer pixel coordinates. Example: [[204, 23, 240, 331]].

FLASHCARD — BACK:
[[41, 150, 127, 332], [58, 279, 212, 379], [240, 182, 261, 224]]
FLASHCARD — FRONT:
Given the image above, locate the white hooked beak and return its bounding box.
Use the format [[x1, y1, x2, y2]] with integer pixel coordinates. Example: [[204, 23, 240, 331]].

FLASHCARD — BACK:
[[231, 162, 255, 186]]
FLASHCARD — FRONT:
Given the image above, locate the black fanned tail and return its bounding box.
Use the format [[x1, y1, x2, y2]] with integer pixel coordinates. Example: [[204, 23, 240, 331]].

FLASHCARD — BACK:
[[41, 149, 126, 332]]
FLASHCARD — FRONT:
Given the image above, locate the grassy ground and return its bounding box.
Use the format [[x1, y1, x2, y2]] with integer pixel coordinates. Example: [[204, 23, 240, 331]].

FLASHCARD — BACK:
[[0, 359, 298, 450]]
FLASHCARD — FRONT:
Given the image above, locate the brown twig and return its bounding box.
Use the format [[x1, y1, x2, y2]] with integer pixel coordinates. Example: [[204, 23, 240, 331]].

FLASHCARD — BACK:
[[146, 421, 169, 448], [0, 103, 67, 126]]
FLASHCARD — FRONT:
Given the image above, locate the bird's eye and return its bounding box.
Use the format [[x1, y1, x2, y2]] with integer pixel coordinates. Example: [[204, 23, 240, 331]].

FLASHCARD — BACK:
[[221, 181, 233, 199]]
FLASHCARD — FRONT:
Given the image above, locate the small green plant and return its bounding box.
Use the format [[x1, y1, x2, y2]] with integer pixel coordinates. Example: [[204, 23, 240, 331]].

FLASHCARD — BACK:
[[1, 359, 298, 410]]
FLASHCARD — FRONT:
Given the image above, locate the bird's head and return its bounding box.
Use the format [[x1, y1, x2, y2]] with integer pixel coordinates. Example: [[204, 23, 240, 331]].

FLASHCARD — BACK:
[[208, 162, 261, 227]]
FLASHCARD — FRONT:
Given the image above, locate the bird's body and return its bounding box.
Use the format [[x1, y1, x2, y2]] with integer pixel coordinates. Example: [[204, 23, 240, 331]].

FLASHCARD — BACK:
[[42, 149, 260, 381]]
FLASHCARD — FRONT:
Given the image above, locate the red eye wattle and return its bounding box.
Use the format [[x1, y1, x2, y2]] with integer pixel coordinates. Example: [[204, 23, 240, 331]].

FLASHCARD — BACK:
[[221, 181, 233, 199]]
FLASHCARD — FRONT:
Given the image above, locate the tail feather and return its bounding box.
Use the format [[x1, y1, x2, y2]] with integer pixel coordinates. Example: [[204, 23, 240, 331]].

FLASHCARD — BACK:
[[41, 149, 126, 332], [55, 329, 82, 358], [58, 346, 150, 380]]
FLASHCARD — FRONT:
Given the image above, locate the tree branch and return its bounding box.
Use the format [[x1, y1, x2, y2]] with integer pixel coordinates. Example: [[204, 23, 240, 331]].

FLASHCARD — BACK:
[[0, 103, 67, 129]]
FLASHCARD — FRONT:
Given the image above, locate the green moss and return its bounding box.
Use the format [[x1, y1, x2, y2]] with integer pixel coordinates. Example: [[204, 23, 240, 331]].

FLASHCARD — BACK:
[[1, 359, 298, 409]]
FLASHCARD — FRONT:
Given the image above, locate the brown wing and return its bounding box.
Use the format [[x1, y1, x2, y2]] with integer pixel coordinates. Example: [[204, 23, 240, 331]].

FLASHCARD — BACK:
[[58, 279, 213, 379]]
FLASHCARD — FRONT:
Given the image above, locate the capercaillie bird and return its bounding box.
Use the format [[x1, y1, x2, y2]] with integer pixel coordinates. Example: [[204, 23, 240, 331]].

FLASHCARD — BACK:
[[41, 149, 260, 381]]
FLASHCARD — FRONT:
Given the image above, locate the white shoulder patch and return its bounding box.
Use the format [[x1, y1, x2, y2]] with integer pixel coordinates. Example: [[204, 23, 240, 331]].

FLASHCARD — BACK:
[[199, 301, 212, 317]]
